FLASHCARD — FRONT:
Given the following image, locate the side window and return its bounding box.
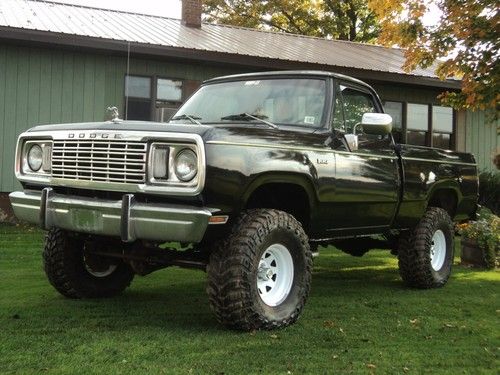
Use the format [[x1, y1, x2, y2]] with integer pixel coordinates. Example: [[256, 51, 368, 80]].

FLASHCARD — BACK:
[[340, 85, 376, 133], [338, 84, 390, 150]]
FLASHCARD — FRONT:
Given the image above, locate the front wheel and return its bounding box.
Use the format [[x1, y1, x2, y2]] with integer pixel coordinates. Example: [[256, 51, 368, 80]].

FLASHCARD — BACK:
[[43, 228, 135, 298], [398, 207, 454, 288], [207, 209, 313, 331]]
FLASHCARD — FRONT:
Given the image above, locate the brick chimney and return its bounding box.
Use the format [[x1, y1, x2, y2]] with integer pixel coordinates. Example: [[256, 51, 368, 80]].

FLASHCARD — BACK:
[[182, 0, 202, 28]]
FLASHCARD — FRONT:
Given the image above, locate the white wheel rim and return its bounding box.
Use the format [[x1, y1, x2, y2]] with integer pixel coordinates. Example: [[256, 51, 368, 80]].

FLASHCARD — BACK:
[[430, 229, 447, 271], [257, 244, 294, 307]]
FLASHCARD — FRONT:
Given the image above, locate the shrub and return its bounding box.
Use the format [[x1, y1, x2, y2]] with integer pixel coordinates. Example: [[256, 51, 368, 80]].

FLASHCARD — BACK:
[[458, 209, 500, 269], [478, 171, 500, 215]]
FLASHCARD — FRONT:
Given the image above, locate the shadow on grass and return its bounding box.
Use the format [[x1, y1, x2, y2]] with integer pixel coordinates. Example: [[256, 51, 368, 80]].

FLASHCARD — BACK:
[[27, 279, 220, 333], [7, 246, 498, 336]]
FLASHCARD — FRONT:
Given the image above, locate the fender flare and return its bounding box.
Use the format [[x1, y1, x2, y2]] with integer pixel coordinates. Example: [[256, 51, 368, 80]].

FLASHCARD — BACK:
[[240, 172, 318, 214], [426, 180, 463, 215]]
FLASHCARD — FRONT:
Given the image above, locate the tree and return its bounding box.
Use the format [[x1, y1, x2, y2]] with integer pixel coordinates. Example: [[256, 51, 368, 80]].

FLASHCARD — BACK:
[[203, 0, 380, 42], [369, 0, 499, 112]]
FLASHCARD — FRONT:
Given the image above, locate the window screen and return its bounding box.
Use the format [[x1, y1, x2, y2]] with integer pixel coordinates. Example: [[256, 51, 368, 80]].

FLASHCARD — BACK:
[[432, 106, 453, 149], [125, 76, 151, 99], [157, 79, 182, 101], [432, 106, 453, 133], [155, 79, 183, 122], [407, 103, 428, 146], [407, 104, 428, 131]]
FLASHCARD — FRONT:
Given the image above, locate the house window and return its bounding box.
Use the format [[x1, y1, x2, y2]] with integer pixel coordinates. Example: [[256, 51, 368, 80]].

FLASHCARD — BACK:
[[382, 100, 455, 150], [125, 75, 152, 121], [155, 79, 183, 122], [124, 75, 201, 122], [384, 101, 403, 143], [407, 103, 429, 146], [432, 106, 453, 149]]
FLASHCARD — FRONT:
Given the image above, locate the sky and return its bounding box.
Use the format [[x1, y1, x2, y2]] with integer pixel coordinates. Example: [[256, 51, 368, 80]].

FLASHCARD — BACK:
[[49, 0, 183, 18]]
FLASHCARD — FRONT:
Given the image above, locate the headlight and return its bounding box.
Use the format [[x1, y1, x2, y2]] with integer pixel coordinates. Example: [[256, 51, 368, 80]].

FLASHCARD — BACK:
[[22, 140, 52, 175], [27, 144, 43, 171], [174, 149, 197, 181]]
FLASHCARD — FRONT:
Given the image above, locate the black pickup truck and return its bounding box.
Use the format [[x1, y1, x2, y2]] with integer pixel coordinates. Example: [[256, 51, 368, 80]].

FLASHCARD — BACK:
[[10, 71, 478, 330]]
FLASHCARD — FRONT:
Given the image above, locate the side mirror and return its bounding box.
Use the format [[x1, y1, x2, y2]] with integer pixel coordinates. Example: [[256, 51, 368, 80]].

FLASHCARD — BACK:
[[360, 113, 393, 135]]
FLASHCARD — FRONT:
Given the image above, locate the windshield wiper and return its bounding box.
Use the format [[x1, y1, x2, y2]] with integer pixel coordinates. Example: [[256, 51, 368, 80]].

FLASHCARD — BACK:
[[220, 113, 278, 129], [171, 114, 202, 125]]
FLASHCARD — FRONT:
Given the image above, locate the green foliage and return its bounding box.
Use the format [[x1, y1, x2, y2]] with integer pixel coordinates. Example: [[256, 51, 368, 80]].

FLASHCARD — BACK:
[[1, 224, 499, 373], [369, 0, 500, 113], [203, 0, 380, 42], [494, 153, 500, 170], [479, 171, 500, 214], [458, 209, 500, 269]]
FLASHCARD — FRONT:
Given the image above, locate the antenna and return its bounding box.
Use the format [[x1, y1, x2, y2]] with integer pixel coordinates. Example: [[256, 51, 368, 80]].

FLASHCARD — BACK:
[[125, 41, 131, 120]]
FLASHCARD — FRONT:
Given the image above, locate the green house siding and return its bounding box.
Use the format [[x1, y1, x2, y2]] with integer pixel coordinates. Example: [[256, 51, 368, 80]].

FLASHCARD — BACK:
[[372, 82, 445, 105], [458, 110, 499, 172], [0, 44, 244, 192]]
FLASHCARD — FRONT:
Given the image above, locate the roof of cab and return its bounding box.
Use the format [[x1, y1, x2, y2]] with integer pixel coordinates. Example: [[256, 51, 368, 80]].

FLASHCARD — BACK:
[[204, 70, 373, 89]]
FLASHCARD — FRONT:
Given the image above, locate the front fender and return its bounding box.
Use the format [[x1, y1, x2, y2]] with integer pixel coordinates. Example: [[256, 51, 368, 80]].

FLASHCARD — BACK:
[[241, 172, 318, 213], [202, 143, 319, 216]]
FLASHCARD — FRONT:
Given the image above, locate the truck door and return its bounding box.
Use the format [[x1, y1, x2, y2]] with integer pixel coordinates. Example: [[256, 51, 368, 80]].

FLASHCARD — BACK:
[[327, 82, 400, 234]]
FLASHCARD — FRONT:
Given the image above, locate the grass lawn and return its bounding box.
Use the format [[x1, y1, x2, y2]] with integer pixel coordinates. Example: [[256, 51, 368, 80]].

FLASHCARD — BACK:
[[1, 224, 498, 374]]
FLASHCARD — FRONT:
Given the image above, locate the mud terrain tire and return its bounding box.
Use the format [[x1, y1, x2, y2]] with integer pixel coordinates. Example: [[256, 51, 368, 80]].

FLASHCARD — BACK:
[[398, 207, 454, 288], [43, 228, 134, 298], [207, 209, 312, 330]]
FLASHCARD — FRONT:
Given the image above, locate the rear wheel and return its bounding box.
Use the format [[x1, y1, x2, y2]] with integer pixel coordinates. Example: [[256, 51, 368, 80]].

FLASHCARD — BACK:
[[398, 207, 454, 288], [207, 209, 312, 331], [43, 228, 135, 298]]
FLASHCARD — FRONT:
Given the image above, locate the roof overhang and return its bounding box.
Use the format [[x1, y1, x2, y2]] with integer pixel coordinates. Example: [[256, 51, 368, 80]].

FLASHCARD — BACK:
[[0, 26, 462, 90]]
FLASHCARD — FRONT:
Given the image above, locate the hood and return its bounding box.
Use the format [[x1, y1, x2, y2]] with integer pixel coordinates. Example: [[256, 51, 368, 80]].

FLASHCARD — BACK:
[[27, 120, 212, 137], [27, 120, 328, 149]]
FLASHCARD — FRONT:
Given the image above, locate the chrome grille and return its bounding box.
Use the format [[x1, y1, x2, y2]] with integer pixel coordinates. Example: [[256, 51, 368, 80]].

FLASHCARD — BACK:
[[51, 139, 147, 183]]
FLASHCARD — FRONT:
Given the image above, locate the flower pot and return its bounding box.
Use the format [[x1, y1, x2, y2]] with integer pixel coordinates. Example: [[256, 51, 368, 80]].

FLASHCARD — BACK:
[[461, 238, 488, 267]]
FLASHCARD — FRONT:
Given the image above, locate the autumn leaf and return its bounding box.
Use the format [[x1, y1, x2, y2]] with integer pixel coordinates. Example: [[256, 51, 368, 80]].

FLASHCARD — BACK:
[[203, 0, 381, 42], [369, 0, 499, 113], [323, 320, 335, 328]]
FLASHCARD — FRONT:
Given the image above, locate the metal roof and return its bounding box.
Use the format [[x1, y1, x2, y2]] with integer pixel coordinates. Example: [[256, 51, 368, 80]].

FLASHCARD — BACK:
[[0, 0, 457, 86]]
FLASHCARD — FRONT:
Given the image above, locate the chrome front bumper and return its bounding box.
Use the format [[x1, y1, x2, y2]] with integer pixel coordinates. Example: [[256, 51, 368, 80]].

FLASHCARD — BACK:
[[9, 188, 212, 243]]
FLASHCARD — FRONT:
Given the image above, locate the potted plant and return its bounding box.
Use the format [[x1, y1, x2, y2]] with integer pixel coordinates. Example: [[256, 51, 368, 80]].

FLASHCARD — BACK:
[[458, 209, 499, 269]]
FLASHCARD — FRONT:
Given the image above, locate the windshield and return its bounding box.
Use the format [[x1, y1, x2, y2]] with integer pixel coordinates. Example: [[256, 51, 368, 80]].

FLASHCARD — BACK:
[[172, 78, 327, 128]]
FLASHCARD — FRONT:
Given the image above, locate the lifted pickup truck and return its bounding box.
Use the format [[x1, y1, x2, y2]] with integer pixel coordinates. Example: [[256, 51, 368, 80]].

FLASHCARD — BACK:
[[10, 71, 478, 330]]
